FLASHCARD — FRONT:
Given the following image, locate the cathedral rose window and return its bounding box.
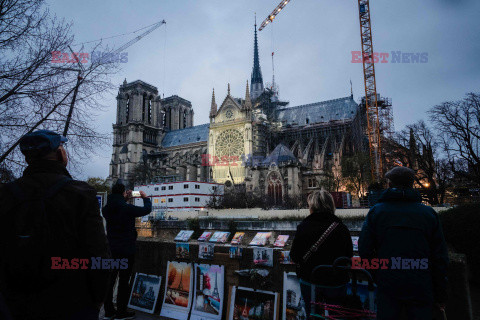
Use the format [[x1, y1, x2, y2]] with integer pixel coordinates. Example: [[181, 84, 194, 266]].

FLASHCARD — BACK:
[[215, 129, 243, 158]]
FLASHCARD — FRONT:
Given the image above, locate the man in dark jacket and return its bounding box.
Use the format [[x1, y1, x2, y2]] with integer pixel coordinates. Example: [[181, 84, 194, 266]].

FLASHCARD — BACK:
[[359, 166, 448, 319], [0, 130, 111, 319], [102, 182, 151, 320]]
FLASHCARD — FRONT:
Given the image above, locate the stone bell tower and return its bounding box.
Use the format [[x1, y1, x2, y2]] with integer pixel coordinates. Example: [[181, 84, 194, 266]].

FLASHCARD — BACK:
[[108, 79, 163, 186]]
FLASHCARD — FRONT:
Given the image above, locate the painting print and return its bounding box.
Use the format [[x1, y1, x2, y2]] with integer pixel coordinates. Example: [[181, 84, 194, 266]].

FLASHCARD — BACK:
[[160, 261, 193, 320], [198, 231, 213, 241], [282, 272, 307, 320], [191, 264, 225, 320], [253, 247, 274, 267], [279, 251, 294, 265], [199, 243, 215, 260], [175, 230, 195, 242], [229, 286, 278, 320], [249, 232, 272, 246], [229, 246, 243, 259], [128, 273, 162, 314], [231, 232, 245, 245], [176, 242, 190, 259], [209, 231, 230, 243], [274, 235, 289, 247], [351, 236, 359, 251]]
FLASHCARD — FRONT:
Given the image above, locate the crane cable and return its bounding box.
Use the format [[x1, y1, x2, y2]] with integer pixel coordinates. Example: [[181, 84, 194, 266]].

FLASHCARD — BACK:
[[163, 23, 167, 98], [72, 20, 165, 47], [270, 21, 277, 94]]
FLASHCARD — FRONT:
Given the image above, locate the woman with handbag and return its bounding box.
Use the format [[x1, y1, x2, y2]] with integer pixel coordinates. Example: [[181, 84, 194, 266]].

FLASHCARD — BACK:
[[290, 190, 353, 317]]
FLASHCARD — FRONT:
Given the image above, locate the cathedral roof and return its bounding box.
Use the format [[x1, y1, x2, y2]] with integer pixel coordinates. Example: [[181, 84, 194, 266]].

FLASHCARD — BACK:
[[261, 143, 298, 166], [161, 124, 209, 148], [121, 79, 158, 93], [276, 96, 358, 126]]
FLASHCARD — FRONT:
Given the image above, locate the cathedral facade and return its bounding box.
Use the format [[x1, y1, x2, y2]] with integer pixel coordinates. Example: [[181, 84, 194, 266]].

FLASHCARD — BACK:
[[107, 23, 386, 203]]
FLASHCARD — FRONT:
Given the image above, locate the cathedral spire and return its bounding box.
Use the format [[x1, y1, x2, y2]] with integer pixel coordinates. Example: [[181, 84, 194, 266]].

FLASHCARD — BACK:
[[244, 80, 252, 109], [227, 83, 231, 95], [210, 88, 217, 118], [250, 16, 264, 101]]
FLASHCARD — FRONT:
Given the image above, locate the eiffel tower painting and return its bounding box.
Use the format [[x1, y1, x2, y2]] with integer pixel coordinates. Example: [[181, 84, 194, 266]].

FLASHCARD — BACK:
[[177, 270, 184, 291], [212, 271, 219, 300]]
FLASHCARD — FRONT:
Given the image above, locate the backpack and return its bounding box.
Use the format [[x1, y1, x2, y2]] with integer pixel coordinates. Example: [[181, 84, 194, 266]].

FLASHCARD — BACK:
[[0, 177, 72, 293]]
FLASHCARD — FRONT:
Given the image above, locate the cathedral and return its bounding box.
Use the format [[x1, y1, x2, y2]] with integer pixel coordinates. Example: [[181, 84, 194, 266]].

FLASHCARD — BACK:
[[107, 23, 392, 204]]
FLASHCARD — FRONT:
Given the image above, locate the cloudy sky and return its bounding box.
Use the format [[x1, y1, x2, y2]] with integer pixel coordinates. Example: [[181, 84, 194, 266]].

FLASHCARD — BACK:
[[47, 0, 480, 180]]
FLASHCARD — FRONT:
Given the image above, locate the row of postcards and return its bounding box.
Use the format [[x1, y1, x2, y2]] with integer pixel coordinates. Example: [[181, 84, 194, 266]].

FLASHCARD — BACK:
[[176, 243, 294, 266], [127, 262, 374, 320], [175, 230, 360, 251], [175, 230, 290, 247]]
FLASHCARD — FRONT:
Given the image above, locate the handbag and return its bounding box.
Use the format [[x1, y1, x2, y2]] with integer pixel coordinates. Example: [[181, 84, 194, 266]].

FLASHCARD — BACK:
[[297, 221, 339, 269]]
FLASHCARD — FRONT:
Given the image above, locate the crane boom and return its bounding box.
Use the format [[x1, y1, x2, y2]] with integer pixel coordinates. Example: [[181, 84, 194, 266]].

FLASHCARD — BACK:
[[357, 0, 382, 181], [258, 0, 291, 31], [114, 20, 166, 54]]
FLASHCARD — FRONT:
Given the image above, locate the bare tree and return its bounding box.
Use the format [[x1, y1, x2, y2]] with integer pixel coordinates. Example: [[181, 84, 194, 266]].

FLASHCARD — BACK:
[[341, 152, 371, 198], [0, 0, 119, 176], [429, 93, 480, 185], [384, 121, 441, 204]]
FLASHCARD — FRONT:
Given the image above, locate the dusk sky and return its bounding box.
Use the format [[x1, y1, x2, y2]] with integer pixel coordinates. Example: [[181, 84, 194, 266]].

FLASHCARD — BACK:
[[47, 0, 480, 180]]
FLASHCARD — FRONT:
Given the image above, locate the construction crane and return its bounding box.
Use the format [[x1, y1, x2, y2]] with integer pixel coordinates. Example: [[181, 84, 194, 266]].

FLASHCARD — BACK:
[[113, 20, 166, 54], [61, 20, 167, 137], [258, 0, 383, 182]]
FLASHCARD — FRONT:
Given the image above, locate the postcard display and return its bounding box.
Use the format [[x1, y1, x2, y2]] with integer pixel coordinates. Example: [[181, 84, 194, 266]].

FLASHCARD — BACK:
[[161, 261, 194, 320], [175, 230, 195, 242], [228, 286, 279, 320], [282, 272, 307, 320], [191, 264, 225, 320], [253, 247, 274, 267], [199, 243, 215, 260], [128, 273, 162, 314], [351, 236, 359, 251]]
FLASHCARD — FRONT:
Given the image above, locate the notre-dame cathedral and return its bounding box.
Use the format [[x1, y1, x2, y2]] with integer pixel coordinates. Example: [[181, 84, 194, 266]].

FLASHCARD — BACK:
[[107, 23, 393, 203]]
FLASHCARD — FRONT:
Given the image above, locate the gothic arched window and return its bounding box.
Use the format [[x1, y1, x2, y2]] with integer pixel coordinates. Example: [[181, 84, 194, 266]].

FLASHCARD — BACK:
[[162, 109, 167, 127], [125, 95, 130, 123], [267, 172, 282, 205], [148, 98, 152, 124], [142, 94, 146, 122], [183, 110, 187, 128]]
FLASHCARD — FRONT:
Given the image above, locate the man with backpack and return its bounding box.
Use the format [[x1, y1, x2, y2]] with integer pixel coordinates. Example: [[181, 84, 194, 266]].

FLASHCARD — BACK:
[[102, 183, 151, 320], [0, 130, 111, 319]]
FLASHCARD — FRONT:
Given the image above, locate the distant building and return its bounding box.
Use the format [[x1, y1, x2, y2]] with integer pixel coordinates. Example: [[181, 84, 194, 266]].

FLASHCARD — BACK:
[[134, 181, 223, 211]]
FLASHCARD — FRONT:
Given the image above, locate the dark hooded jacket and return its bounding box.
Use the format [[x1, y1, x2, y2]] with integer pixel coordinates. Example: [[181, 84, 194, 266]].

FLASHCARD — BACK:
[[290, 213, 353, 285], [102, 193, 151, 256], [0, 160, 111, 319], [359, 188, 449, 304]]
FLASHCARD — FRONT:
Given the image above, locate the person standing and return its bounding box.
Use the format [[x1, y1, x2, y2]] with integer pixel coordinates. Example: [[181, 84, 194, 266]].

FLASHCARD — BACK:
[[0, 130, 111, 319], [102, 183, 152, 320], [290, 190, 353, 317], [359, 166, 449, 319]]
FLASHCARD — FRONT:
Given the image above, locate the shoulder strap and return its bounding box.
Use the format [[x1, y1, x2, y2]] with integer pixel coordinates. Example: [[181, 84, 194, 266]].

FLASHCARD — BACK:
[[300, 222, 339, 264]]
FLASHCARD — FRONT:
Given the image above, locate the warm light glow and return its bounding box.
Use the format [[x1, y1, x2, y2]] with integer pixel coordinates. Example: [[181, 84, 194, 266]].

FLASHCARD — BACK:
[[424, 183, 430, 188]]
